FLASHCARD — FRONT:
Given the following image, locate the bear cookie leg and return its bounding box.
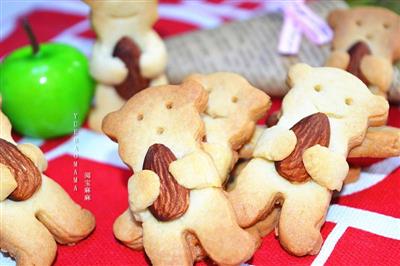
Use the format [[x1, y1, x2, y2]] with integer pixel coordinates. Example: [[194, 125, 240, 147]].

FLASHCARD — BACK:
[[113, 209, 144, 250], [33, 177, 95, 244], [278, 186, 331, 256], [1, 204, 57, 266]]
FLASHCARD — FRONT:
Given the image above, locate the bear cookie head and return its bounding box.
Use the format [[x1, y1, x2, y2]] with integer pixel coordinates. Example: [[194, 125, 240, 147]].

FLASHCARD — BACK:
[[84, 0, 158, 25], [286, 64, 388, 143], [328, 7, 400, 60], [326, 7, 400, 94], [102, 80, 208, 172]]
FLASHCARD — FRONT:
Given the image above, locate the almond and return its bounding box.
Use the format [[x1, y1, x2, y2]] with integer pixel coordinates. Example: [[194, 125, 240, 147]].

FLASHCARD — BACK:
[[143, 144, 190, 221], [113, 36, 150, 100], [346, 41, 371, 85], [0, 139, 41, 200], [275, 113, 330, 182]]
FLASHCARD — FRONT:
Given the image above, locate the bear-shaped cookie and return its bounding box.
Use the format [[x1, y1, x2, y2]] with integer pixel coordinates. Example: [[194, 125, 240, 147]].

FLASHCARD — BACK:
[[326, 7, 400, 97], [103, 81, 258, 265], [85, 0, 168, 132], [111, 72, 269, 260], [0, 97, 95, 266], [228, 64, 388, 256]]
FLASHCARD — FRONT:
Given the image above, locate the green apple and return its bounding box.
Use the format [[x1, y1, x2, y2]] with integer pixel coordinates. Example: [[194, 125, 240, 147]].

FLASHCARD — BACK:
[[0, 43, 94, 138]]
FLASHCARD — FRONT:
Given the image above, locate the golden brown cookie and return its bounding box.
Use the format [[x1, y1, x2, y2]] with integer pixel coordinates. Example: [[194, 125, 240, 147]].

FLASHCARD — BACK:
[[0, 98, 95, 266], [229, 64, 388, 256], [85, 0, 168, 132], [103, 81, 259, 265], [326, 7, 400, 96]]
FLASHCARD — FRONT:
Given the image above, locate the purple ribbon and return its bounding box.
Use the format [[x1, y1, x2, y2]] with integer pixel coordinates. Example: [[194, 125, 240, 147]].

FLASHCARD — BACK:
[[263, 0, 333, 55]]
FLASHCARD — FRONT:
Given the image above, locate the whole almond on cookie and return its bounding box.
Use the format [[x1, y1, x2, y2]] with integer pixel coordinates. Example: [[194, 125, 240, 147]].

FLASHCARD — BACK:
[[275, 113, 330, 182], [143, 144, 190, 221], [113, 37, 150, 100], [0, 139, 41, 200]]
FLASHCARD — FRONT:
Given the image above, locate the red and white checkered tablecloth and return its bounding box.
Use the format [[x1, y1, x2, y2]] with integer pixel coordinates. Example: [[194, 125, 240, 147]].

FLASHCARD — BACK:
[[1, 1, 399, 265]]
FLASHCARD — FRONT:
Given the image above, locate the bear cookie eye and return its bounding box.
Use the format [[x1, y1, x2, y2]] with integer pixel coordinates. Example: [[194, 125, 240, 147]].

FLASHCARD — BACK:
[[356, 20, 362, 26], [166, 102, 173, 109], [137, 114, 144, 121], [383, 23, 390, 29], [157, 127, 165, 135], [314, 85, 322, 92], [345, 98, 353, 105], [231, 96, 238, 103]]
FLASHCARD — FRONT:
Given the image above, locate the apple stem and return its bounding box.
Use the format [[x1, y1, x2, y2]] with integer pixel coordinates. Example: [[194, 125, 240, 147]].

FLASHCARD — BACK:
[[22, 18, 39, 55]]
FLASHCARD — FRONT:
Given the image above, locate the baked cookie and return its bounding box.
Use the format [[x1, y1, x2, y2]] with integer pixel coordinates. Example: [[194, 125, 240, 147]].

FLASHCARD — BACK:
[[112, 73, 269, 264], [103, 81, 258, 265], [185, 72, 271, 182], [85, 0, 168, 132], [326, 7, 400, 96], [229, 64, 388, 256], [0, 98, 95, 266], [112, 72, 270, 261]]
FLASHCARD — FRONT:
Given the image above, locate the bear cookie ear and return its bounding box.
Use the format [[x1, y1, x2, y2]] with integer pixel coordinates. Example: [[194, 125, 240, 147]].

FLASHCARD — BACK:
[[367, 95, 389, 126], [327, 9, 346, 28], [180, 80, 209, 111], [102, 110, 123, 141], [287, 63, 313, 87]]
